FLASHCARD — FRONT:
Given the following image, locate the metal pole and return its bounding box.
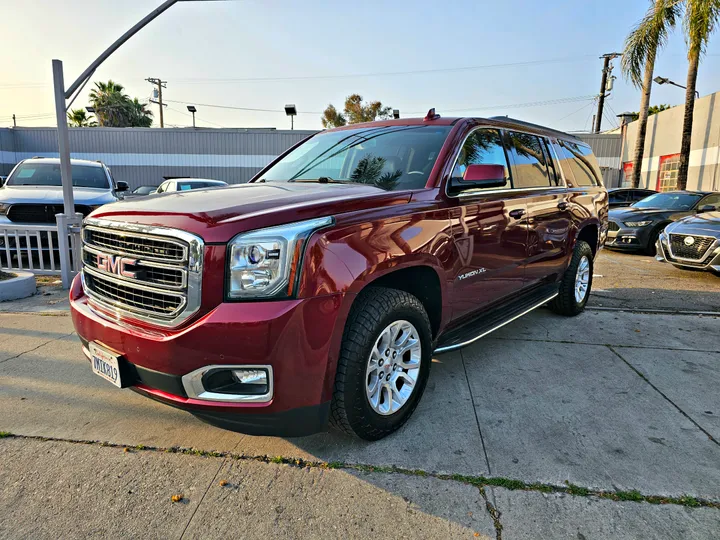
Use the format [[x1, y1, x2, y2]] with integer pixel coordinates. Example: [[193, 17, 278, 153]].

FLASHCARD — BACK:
[[291, 115, 294, 130], [53, 59, 79, 288], [192, 111, 196, 128], [158, 80, 165, 128], [12, 114, 16, 127], [64, 0, 180, 99]]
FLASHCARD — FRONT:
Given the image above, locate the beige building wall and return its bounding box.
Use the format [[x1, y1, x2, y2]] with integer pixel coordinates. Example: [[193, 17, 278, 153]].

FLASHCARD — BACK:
[[621, 90, 720, 192]]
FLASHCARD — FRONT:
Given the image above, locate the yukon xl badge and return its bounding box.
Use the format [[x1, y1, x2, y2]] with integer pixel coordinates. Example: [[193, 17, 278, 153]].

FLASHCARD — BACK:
[[458, 268, 487, 281]]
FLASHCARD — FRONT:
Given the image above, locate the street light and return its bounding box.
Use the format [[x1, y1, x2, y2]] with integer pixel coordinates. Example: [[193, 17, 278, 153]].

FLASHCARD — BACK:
[[187, 105, 197, 128], [392, 109, 400, 119], [51, 0, 226, 287], [653, 76, 699, 99], [284, 104, 297, 130], [85, 106, 95, 113]]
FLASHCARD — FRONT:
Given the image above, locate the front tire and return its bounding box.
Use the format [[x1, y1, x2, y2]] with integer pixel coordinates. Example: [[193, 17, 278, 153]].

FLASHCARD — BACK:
[[550, 240, 594, 316], [329, 287, 432, 441]]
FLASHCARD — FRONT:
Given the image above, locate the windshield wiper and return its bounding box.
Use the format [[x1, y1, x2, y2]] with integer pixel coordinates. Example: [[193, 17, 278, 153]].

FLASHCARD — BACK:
[[291, 177, 349, 184]]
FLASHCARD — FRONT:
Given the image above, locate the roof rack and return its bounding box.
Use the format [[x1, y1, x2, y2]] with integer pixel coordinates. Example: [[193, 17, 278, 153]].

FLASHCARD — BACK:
[[488, 116, 579, 140]]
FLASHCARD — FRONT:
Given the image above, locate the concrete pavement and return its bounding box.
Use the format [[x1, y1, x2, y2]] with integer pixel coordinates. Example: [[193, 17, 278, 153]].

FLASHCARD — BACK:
[[1, 304, 719, 539]]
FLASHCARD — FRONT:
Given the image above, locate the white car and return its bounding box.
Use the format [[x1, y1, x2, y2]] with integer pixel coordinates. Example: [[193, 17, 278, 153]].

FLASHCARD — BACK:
[[155, 178, 228, 194], [0, 157, 127, 225]]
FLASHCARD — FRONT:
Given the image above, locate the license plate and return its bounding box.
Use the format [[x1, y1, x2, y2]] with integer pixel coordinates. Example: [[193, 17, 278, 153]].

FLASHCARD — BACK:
[[89, 342, 122, 388]]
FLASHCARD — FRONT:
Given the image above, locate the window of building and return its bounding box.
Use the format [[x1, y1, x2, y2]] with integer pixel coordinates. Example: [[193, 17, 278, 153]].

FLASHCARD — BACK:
[[656, 154, 680, 192], [505, 131, 551, 188], [451, 128, 511, 190]]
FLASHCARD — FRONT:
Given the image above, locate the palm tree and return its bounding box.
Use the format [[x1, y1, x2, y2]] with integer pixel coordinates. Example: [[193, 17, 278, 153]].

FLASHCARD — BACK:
[[676, 0, 720, 190], [622, 0, 680, 188], [67, 108, 97, 127], [128, 98, 153, 128], [89, 80, 132, 127]]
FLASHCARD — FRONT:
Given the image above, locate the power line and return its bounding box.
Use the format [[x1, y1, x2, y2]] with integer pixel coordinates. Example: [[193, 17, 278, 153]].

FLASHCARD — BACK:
[[165, 104, 225, 128], [171, 55, 595, 84], [556, 100, 596, 123]]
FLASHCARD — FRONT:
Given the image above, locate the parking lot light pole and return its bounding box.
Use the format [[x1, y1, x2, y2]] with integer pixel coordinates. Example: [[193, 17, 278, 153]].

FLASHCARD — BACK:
[[51, 0, 223, 288]]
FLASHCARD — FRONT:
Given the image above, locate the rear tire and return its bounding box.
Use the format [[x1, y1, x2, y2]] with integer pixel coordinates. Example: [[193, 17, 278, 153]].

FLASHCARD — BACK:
[[550, 240, 594, 316], [329, 287, 432, 441]]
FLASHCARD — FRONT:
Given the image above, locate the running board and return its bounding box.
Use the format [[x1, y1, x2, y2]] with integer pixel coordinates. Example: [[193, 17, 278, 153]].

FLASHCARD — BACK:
[[433, 285, 559, 354]]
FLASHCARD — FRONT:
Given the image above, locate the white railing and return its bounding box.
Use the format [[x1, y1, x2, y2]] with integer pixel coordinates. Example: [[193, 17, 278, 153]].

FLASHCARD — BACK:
[[0, 222, 82, 277]]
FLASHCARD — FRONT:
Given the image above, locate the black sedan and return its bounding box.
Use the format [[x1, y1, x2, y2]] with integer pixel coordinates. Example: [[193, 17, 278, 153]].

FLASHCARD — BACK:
[[607, 187, 657, 208], [606, 191, 720, 255], [657, 210, 720, 273]]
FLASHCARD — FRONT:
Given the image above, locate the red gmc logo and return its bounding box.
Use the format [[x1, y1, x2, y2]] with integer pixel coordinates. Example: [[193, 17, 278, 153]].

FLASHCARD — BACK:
[[96, 253, 138, 279]]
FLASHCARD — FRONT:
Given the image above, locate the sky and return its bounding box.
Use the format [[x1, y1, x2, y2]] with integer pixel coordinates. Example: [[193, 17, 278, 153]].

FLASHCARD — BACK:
[[2, 0, 720, 133]]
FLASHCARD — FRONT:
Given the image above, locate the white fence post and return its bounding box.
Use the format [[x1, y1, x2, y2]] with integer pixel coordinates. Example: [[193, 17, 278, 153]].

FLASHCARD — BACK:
[[55, 213, 83, 288]]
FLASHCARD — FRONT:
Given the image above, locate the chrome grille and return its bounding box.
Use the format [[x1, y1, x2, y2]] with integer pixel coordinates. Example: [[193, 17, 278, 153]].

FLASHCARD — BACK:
[[608, 221, 620, 232], [669, 234, 715, 260], [81, 218, 203, 327]]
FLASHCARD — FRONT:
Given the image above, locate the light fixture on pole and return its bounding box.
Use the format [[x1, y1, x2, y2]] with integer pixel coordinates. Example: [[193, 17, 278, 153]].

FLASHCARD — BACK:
[[187, 105, 197, 128], [85, 106, 95, 113], [653, 76, 699, 99], [392, 109, 400, 119], [284, 104, 297, 130]]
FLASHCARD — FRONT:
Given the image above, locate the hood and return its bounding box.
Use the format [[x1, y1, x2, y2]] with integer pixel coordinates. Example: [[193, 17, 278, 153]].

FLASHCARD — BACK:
[[608, 206, 682, 221], [0, 185, 116, 206], [666, 211, 720, 237], [91, 182, 411, 243]]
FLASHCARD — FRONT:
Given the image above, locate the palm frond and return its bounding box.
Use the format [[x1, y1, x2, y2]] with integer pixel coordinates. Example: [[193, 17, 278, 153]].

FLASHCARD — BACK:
[[622, 0, 682, 88], [684, 0, 720, 57]]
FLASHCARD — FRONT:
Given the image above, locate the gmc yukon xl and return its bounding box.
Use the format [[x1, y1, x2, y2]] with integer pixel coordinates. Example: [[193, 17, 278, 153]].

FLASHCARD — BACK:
[[70, 113, 608, 440]]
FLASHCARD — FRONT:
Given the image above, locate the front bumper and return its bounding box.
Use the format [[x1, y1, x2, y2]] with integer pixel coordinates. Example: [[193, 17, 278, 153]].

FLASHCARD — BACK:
[[605, 222, 654, 250], [70, 275, 348, 437], [656, 234, 720, 272]]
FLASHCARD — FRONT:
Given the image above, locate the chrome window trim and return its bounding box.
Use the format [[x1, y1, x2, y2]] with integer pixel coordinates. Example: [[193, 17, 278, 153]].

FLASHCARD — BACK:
[[545, 139, 570, 188], [667, 233, 719, 263], [82, 244, 188, 290], [81, 217, 204, 328], [445, 125, 571, 200], [182, 364, 274, 403]]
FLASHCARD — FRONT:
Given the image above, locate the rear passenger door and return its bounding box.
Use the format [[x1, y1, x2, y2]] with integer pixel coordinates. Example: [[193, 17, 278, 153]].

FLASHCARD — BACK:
[[505, 131, 571, 286]]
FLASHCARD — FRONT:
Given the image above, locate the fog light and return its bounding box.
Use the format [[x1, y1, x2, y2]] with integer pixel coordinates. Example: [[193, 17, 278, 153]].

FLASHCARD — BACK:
[[202, 367, 269, 396]]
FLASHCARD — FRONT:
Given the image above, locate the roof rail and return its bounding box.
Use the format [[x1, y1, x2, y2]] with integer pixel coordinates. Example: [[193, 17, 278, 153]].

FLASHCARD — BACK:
[[488, 116, 579, 140]]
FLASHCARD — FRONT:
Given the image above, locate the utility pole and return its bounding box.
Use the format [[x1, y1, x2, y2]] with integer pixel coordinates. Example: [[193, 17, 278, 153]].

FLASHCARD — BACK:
[[12, 114, 16, 127], [594, 53, 621, 133], [146, 77, 167, 128]]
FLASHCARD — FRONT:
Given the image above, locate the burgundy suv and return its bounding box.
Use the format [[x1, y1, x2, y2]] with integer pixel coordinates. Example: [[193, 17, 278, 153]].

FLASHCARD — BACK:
[[70, 113, 608, 440]]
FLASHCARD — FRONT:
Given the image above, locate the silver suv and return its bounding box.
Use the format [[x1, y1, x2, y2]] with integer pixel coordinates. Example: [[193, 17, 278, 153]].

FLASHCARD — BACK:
[[0, 157, 127, 225]]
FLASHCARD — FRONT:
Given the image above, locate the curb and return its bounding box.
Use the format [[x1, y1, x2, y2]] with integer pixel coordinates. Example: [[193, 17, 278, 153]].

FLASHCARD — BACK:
[[0, 271, 37, 302]]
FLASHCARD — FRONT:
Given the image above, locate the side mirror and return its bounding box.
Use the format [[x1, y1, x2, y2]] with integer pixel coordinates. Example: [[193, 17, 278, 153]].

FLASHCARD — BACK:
[[697, 204, 717, 213], [116, 181, 129, 192], [454, 164, 508, 191]]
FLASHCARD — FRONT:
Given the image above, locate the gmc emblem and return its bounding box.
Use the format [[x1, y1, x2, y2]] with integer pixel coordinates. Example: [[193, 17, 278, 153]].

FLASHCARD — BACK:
[[96, 253, 138, 279]]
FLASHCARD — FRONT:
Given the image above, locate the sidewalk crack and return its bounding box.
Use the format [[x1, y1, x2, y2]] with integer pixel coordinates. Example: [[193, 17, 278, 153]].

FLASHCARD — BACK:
[[179, 457, 226, 540], [478, 487, 503, 540], [460, 349, 493, 476], [607, 345, 719, 447], [0, 331, 76, 365]]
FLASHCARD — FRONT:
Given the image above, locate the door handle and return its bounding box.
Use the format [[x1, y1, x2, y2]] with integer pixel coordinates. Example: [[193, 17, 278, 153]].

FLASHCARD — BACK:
[[509, 209, 526, 219], [557, 201, 569, 210]]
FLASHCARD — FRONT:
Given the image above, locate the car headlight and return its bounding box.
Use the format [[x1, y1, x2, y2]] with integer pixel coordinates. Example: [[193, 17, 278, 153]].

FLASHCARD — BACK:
[[226, 216, 333, 300], [0, 203, 8, 216], [624, 221, 652, 227]]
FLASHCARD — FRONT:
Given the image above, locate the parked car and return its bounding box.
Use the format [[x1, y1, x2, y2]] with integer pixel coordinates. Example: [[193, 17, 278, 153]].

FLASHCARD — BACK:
[[607, 191, 720, 255], [155, 178, 228, 193], [607, 187, 657, 208], [131, 185, 159, 196], [656, 208, 720, 273], [70, 113, 607, 440], [0, 157, 127, 226]]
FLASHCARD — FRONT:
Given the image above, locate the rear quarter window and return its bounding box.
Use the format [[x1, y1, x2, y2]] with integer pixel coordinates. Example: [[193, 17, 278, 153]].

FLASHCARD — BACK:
[[558, 141, 602, 187]]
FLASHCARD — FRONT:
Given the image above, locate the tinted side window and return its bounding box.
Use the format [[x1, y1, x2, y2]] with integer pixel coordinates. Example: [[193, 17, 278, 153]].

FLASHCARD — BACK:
[[700, 194, 720, 207], [542, 139, 562, 186], [155, 181, 168, 193], [177, 182, 194, 191], [451, 128, 511, 189], [609, 191, 629, 203], [506, 131, 551, 188], [559, 141, 601, 187]]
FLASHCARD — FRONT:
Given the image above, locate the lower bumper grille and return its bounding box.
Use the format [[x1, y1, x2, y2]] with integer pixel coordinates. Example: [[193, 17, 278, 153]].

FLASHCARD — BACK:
[[669, 234, 715, 260]]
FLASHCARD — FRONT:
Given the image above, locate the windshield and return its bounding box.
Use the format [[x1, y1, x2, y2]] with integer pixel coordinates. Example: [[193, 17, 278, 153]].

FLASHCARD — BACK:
[[259, 125, 452, 191], [631, 192, 702, 210], [7, 163, 110, 189]]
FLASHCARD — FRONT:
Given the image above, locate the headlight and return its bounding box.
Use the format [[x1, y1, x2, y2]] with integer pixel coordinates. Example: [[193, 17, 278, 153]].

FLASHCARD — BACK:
[[0, 203, 8, 216], [624, 221, 652, 227], [226, 216, 333, 300]]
